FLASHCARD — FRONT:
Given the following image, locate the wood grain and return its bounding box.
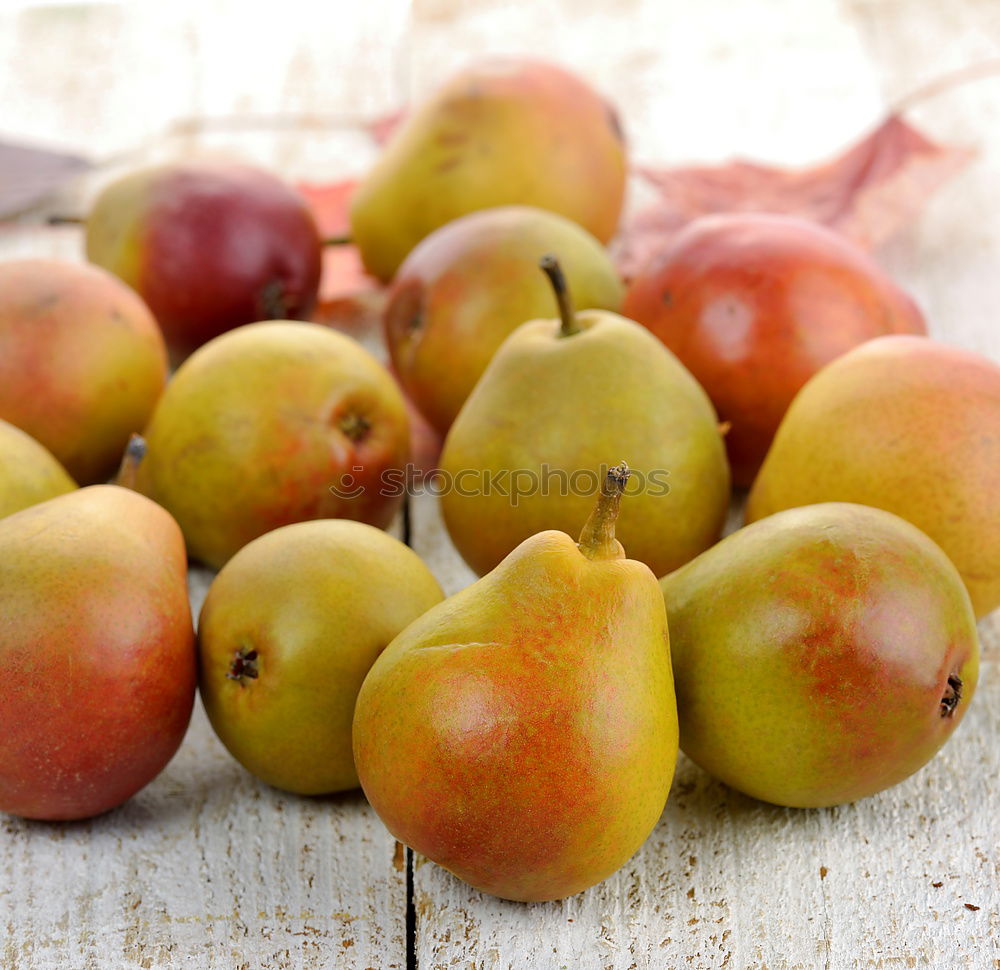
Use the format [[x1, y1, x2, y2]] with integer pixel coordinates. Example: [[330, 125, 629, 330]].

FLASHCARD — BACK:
[[0, 567, 405, 970], [404, 1, 1000, 967], [0, 705, 407, 970], [2, 0, 1000, 967]]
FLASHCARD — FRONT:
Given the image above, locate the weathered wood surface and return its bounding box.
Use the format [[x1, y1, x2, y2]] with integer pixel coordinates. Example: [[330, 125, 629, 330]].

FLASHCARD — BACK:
[[417, 499, 1000, 970], [0, 569, 407, 970], [2, 0, 999, 968]]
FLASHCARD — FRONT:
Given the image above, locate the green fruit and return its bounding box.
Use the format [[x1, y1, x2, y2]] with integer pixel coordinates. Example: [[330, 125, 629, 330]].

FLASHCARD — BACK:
[[746, 335, 1000, 618], [0, 419, 76, 519], [661, 503, 979, 808], [350, 58, 627, 282], [384, 205, 624, 434], [354, 465, 678, 901], [135, 321, 411, 570], [0, 485, 195, 820], [439, 258, 730, 578], [198, 520, 443, 795]]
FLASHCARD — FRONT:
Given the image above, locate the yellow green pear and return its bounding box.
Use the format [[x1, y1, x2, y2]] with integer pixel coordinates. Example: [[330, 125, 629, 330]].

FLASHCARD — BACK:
[[747, 335, 1000, 617], [134, 321, 411, 569], [353, 464, 678, 901], [0, 419, 76, 519], [661, 503, 979, 808], [350, 58, 627, 282], [197, 520, 443, 794], [439, 257, 730, 578]]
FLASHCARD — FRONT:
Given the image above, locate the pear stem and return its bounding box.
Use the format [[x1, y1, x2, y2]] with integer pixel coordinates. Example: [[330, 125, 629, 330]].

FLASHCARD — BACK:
[[539, 254, 580, 337], [115, 433, 147, 490], [578, 462, 630, 560]]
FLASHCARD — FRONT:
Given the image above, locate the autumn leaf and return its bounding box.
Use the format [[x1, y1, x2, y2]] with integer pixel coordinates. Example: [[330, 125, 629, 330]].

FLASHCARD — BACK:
[[367, 108, 406, 147], [616, 113, 974, 280], [296, 178, 387, 331]]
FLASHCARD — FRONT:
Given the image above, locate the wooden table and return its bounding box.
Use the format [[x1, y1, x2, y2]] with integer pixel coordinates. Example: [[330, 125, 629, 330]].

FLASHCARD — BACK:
[[2, 1, 998, 967]]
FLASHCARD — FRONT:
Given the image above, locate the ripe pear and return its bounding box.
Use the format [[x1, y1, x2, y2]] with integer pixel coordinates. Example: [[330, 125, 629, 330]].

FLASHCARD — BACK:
[[384, 205, 625, 434], [0, 419, 76, 519], [747, 335, 1000, 617], [439, 257, 730, 578], [0, 258, 167, 483], [135, 321, 411, 570], [661, 503, 979, 809], [198, 520, 443, 795], [354, 464, 678, 902], [622, 214, 927, 486], [0, 485, 196, 820], [350, 58, 627, 282], [86, 160, 322, 361]]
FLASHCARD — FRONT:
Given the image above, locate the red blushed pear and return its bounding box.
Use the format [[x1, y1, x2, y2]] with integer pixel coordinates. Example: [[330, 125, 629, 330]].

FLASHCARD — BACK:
[[86, 160, 322, 362], [134, 321, 411, 570], [0, 485, 196, 821], [660, 503, 979, 809], [0, 259, 168, 484], [623, 214, 926, 487], [383, 205, 625, 435], [353, 464, 678, 902]]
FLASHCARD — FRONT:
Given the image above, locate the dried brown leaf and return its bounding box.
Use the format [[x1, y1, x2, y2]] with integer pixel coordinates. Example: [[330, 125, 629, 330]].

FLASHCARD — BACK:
[[616, 114, 974, 280]]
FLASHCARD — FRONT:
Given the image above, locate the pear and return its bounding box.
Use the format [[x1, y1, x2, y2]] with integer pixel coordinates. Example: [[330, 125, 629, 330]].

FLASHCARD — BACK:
[[135, 321, 411, 570], [197, 520, 443, 795], [439, 257, 730, 578], [350, 58, 627, 282], [747, 335, 1000, 617], [0, 259, 167, 484], [86, 160, 322, 361], [384, 205, 625, 434], [622, 213, 926, 486], [0, 418, 76, 519], [353, 464, 678, 902], [0, 485, 196, 820], [661, 503, 979, 809]]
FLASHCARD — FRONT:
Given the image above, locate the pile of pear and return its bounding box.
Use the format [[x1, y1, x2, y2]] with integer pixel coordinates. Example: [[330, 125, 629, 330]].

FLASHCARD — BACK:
[[0, 55, 997, 909]]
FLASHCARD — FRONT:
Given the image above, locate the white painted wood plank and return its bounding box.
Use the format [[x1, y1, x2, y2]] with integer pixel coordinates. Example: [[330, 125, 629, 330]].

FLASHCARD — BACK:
[[1, 6, 413, 958], [406, 618, 999, 970], [1, 704, 407, 970], [404, 1, 1000, 967], [3, 0, 1000, 967]]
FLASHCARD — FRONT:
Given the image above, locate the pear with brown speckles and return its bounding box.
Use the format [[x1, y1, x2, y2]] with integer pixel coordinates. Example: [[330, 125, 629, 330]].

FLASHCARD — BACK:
[[350, 58, 627, 282]]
